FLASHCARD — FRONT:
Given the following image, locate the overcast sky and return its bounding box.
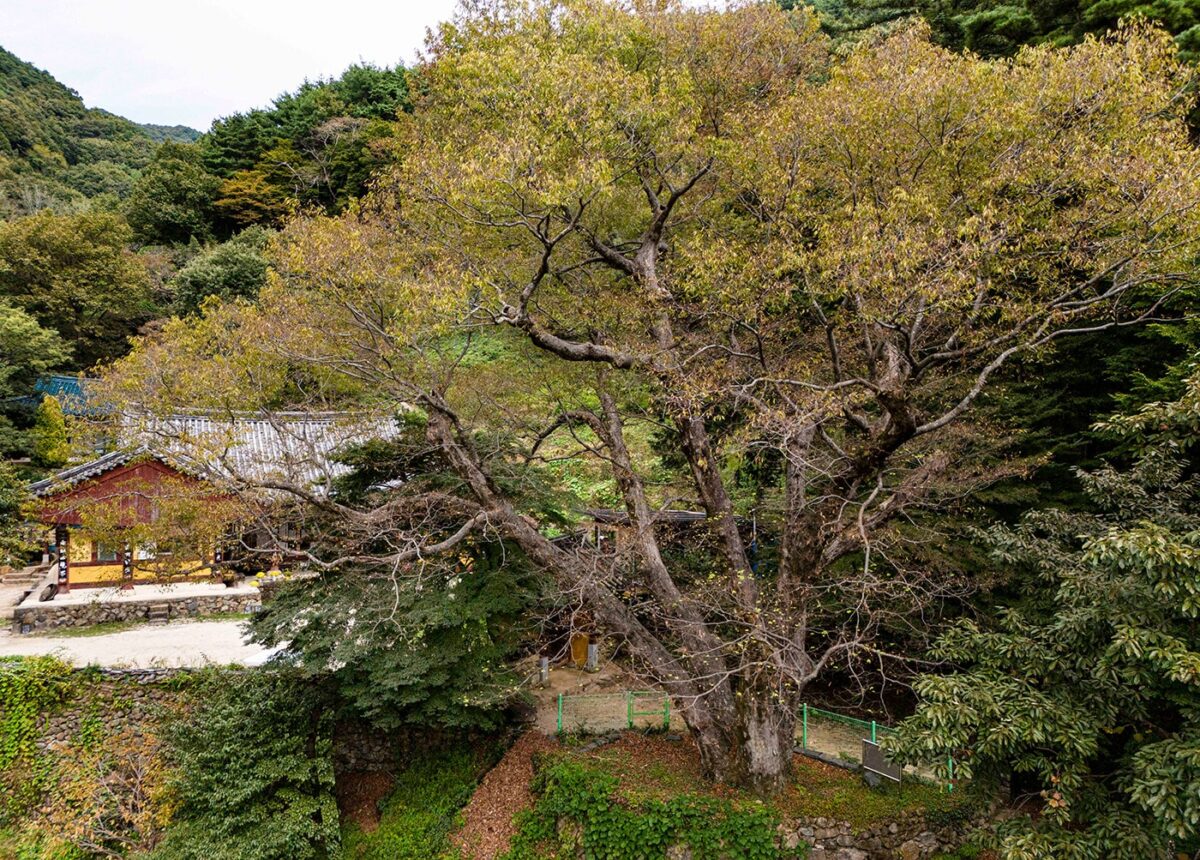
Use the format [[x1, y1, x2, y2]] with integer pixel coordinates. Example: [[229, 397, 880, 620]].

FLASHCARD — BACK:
[[0, 0, 463, 131]]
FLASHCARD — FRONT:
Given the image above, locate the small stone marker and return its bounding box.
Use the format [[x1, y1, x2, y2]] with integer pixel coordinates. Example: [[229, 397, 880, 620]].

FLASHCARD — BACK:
[[569, 632, 589, 668]]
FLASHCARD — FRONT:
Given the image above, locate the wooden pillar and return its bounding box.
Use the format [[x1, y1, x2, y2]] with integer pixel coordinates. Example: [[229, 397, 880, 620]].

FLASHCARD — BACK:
[[121, 541, 133, 590], [54, 526, 70, 593]]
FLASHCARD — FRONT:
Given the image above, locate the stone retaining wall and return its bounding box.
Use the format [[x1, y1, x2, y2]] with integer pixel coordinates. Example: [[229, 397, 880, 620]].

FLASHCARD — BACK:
[[12, 590, 262, 633], [36, 668, 190, 749], [332, 719, 500, 774], [29, 668, 433, 780], [776, 811, 974, 859]]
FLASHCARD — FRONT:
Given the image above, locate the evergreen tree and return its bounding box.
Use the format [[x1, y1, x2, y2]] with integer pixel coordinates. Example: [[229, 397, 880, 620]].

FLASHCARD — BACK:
[[30, 394, 69, 468], [251, 545, 537, 731], [806, 0, 1200, 60], [892, 364, 1200, 857]]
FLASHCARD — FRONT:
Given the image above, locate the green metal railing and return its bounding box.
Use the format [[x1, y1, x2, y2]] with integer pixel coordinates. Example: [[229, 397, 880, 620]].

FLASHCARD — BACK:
[[799, 702, 955, 792], [800, 703, 893, 747], [556, 690, 671, 734]]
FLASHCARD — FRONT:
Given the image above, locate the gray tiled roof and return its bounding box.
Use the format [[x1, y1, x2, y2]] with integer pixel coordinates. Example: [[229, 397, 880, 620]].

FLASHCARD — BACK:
[[30, 412, 399, 497], [28, 448, 162, 497]]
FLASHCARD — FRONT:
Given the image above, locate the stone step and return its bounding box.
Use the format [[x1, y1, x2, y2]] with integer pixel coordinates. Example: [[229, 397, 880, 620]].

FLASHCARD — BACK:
[[146, 603, 171, 625], [0, 565, 46, 585]]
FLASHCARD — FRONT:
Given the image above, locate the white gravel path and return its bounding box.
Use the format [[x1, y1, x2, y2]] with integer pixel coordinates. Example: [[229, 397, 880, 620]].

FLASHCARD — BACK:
[[0, 619, 283, 667]]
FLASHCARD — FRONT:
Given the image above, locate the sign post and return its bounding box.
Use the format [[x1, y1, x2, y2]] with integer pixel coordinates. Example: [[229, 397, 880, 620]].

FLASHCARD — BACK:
[[54, 526, 69, 594], [122, 541, 134, 590], [862, 740, 902, 784]]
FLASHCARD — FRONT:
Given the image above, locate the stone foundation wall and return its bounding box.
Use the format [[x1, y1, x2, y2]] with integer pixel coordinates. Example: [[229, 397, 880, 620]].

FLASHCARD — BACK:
[[334, 720, 402, 772], [13, 591, 262, 633], [571, 811, 975, 860], [332, 719, 492, 773]]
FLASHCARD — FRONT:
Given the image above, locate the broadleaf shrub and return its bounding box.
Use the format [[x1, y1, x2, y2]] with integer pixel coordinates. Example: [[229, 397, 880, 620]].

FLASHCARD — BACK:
[[151, 670, 339, 860]]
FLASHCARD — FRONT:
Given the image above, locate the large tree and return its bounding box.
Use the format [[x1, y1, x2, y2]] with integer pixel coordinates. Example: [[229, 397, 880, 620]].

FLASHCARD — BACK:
[[102, 2, 1200, 793]]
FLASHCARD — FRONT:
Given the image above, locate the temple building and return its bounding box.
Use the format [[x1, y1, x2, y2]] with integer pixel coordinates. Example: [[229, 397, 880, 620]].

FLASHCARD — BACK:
[[29, 450, 218, 591], [28, 412, 396, 592]]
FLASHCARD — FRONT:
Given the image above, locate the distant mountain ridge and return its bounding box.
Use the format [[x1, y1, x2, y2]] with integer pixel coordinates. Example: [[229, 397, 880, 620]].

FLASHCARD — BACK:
[[0, 45, 196, 218], [138, 123, 203, 144]]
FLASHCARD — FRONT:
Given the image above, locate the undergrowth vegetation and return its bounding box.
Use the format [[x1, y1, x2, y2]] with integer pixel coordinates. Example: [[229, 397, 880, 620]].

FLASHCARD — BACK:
[[503, 758, 801, 860], [340, 740, 502, 860], [150, 671, 339, 860], [0, 656, 82, 831]]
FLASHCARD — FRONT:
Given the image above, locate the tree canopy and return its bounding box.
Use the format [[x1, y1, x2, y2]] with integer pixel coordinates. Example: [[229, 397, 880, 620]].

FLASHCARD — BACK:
[[807, 0, 1200, 61], [201, 63, 410, 225], [0, 209, 155, 368], [123, 142, 222, 245], [170, 226, 272, 315], [101, 0, 1200, 798]]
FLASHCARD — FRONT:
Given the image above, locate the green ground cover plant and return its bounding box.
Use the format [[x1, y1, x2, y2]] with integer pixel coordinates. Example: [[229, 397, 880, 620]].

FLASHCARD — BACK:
[[339, 740, 501, 860], [561, 739, 962, 832], [503, 757, 798, 860]]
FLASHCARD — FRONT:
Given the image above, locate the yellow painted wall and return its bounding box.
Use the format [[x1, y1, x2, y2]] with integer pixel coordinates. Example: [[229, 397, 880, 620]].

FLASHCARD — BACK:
[[68, 537, 92, 564], [68, 562, 212, 585], [57, 532, 210, 586]]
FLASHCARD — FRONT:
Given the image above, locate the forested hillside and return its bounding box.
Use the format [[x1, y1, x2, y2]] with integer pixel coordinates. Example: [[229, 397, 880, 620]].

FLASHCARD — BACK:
[[0, 47, 165, 217], [0, 49, 409, 462], [136, 124, 202, 144], [805, 0, 1200, 58]]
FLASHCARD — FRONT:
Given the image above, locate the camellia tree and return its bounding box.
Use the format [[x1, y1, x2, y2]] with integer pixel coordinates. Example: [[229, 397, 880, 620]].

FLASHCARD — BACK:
[[100, 1, 1200, 793], [890, 364, 1200, 857]]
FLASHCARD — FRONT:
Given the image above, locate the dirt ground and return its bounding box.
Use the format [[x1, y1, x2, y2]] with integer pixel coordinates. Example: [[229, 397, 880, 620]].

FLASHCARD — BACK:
[[801, 714, 941, 782], [451, 731, 559, 860], [526, 662, 653, 734], [335, 771, 396, 833], [0, 618, 282, 667], [801, 715, 873, 763]]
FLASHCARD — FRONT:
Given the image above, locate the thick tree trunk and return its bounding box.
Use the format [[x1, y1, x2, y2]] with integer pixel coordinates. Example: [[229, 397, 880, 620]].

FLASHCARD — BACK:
[[736, 691, 797, 795], [682, 684, 797, 796], [426, 406, 801, 795]]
